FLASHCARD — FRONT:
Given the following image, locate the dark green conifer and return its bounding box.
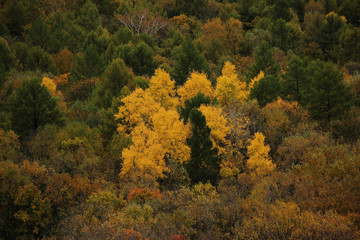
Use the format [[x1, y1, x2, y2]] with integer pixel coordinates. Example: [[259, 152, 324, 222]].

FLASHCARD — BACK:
[[172, 38, 208, 86], [9, 78, 64, 139], [309, 60, 354, 122]]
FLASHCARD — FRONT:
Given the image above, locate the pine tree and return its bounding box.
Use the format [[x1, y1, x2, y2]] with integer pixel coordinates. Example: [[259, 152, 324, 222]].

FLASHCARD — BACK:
[[130, 42, 155, 76], [180, 94, 219, 184], [78, 0, 101, 31], [71, 44, 105, 81], [4, 0, 26, 36], [172, 38, 208, 86], [9, 78, 64, 139], [186, 109, 220, 185], [93, 58, 134, 108], [180, 93, 211, 124], [250, 75, 281, 107], [102, 58, 134, 96], [251, 40, 279, 78], [282, 55, 312, 105], [25, 14, 51, 50], [309, 60, 354, 122]]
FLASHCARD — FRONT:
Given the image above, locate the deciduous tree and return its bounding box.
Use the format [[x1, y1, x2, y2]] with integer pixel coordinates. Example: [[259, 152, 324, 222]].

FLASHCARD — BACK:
[[247, 132, 275, 177]]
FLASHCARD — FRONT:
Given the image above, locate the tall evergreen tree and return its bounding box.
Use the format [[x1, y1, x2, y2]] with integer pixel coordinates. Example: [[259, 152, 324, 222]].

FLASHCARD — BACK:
[[251, 40, 279, 78], [26, 46, 56, 74], [186, 109, 220, 185], [317, 13, 346, 61], [71, 44, 105, 81], [78, 0, 101, 31], [181, 93, 219, 184], [93, 58, 135, 108], [270, 0, 292, 21], [282, 55, 312, 105], [4, 0, 26, 36], [250, 75, 281, 107], [309, 60, 354, 122], [180, 93, 211, 124], [25, 14, 51, 50], [9, 78, 64, 139], [130, 42, 156, 76], [172, 38, 208, 86]]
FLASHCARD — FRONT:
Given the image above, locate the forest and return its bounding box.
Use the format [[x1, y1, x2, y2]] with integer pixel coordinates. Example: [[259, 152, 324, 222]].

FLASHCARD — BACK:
[[0, 0, 360, 239]]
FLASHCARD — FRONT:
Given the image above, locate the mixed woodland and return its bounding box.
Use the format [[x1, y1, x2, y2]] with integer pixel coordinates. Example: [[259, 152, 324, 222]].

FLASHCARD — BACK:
[[1, 0, 360, 239]]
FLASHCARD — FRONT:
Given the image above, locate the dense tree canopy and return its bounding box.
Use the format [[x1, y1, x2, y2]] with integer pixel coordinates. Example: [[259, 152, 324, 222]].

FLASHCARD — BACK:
[[0, 0, 359, 238]]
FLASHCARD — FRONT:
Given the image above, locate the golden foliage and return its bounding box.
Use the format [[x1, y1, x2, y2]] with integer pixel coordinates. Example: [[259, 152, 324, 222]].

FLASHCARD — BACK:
[[247, 132, 275, 177], [148, 68, 178, 110], [121, 122, 167, 181], [42, 76, 59, 97], [199, 105, 230, 154], [117, 70, 192, 182], [177, 71, 214, 105], [170, 14, 197, 34], [115, 88, 161, 133], [121, 108, 191, 182], [52, 73, 70, 87], [151, 108, 191, 163], [248, 70, 264, 90], [326, 11, 347, 23], [0, 129, 21, 162], [199, 18, 227, 49], [215, 61, 247, 106], [42, 76, 66, 111]]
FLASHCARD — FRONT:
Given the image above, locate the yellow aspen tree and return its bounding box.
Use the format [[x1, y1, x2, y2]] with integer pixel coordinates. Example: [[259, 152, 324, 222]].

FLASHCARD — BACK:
[[115, 88, 161, 133], [121, 122, 167, 182], [120, 108, 191, 182], [148, 68, 179, 110], [219, 103, 250, 178], [198, 105, 230, 154], [215, 62, 247, 107], [151, 108, 191, 163], [247, 132, 275, 177], [177, 71, 214, 105]]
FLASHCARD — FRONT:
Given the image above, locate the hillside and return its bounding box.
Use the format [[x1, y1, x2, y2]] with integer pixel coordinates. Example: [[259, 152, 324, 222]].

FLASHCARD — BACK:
[[1, 0, 360, 239]]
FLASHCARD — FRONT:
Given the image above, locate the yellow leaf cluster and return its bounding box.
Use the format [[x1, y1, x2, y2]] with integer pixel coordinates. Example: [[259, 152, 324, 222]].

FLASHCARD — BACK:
[[148, 68, 178, 110], [41, 76, 67, 111], [215, 62, 247, 106], [42, 76, 62, 98], [248, 70, 264, 90], [121, 123, 167, 180], [177, 72, 214, 105], [199, 105, 230, 154], [151, 108, 191, 163], [325, 11, 347, 23], [247, 132, 275, 177], [116, 69, 191, 181], [121, 109, 191, 181], [115, 88, 161, 133]]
